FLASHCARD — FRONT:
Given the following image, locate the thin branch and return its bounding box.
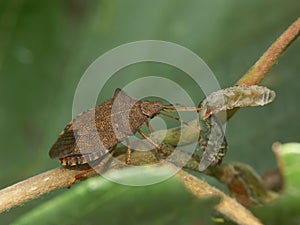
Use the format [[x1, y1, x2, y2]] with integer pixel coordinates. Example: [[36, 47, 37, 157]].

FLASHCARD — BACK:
[[0, 143, 187, 212], [236, 17, 300, 86], [226, 17, 300, 119], [0, 167, 84, 212], [0, 144, 262, 225], [176, 169, 263, 225]]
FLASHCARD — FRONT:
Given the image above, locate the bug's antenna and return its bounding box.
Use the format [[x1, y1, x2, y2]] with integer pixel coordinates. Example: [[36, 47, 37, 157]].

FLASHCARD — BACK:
[[159, 112, 200, 132], [162, 105, 202, 112], [163, 103, 187, 107]]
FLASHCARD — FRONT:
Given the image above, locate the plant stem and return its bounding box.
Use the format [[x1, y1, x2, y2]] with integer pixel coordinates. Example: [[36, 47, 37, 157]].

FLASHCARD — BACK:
[[0, 146, 263, 225], [226, 17, 300, 119], [236, 17, 300, 86]]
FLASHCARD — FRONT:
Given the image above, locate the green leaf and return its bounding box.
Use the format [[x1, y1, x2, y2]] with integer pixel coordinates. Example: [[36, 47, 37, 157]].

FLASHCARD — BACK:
[[252, 143, 300, 225]]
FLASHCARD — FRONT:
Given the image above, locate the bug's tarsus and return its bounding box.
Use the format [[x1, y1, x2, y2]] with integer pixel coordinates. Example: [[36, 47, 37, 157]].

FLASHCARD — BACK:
[[68, 166, 97, 188]]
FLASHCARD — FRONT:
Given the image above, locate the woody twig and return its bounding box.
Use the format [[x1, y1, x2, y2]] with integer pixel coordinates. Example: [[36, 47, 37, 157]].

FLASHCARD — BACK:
[[236, 17, 300, 86], [0, 145, 263, 225]]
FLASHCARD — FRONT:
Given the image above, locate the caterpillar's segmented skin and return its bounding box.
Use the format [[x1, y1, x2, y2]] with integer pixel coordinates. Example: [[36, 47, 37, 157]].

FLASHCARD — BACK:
[[198, 85, 276, 171], [198, 115, 227, 171], [199, 85, 276, 119]]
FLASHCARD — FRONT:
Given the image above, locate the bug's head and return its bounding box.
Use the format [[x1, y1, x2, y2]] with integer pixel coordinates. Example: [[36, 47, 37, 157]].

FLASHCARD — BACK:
[[140, 101, 164, 118]]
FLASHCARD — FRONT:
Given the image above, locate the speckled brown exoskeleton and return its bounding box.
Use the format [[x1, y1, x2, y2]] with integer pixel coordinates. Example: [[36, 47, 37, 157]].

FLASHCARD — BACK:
[[49, 88, 201, 169]]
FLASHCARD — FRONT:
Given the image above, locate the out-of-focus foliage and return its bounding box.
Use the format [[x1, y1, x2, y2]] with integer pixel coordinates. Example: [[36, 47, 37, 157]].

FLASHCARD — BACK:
[[253, 143, 300, 225], [0, 0, 299, 224]]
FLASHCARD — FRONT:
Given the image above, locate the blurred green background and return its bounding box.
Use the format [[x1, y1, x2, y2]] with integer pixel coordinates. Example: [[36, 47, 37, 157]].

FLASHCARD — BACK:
[[0, 0, 299, 224]]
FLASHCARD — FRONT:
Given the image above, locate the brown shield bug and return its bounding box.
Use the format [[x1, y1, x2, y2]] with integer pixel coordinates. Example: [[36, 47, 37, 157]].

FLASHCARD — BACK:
[[49, 88, 200, 168]]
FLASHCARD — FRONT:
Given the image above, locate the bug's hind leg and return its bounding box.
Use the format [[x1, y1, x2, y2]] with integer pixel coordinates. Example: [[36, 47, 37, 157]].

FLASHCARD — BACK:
[[68, 147, 116, 188]]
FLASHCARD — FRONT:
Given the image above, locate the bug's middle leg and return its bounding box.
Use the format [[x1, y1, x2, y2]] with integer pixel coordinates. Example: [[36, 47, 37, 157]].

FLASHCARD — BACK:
[[125, 137, 131, 164]]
